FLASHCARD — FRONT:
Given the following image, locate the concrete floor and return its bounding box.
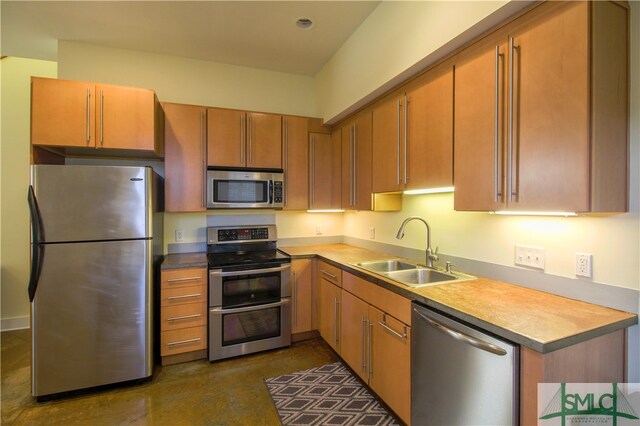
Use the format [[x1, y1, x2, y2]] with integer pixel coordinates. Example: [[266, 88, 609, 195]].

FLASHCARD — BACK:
[[1, 329, 338, 425]]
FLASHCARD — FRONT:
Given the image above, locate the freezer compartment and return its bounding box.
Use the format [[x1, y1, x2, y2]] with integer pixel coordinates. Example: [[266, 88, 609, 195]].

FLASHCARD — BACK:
[[411, 302, 519, 426], [30, 165, 153, 242], [31, 239, 153, 397]]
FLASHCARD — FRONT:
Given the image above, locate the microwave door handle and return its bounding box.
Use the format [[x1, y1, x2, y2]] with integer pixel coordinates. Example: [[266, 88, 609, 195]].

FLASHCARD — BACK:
[[268, 180, 273, 205]]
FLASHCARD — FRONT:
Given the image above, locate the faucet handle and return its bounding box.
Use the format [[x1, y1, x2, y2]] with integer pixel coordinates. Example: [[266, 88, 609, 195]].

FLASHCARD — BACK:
[[429, 246, 439, 261]]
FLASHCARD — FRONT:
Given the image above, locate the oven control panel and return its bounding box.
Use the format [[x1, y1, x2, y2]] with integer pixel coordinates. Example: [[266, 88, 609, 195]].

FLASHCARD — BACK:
[[208, 225, 276, 244]]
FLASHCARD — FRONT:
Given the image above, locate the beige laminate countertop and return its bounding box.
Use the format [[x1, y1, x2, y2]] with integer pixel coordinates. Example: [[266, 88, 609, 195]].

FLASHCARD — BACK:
[[279, 243, 638, 354]]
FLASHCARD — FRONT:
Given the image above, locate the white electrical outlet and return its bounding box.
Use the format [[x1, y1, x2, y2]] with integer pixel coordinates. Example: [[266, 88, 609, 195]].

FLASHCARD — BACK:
[[316, 225, 322, 235], [576, 253, 592, 278], [370, 227, 375, 239], [175, 229, 184, 242], [514, 245, 545, 270]]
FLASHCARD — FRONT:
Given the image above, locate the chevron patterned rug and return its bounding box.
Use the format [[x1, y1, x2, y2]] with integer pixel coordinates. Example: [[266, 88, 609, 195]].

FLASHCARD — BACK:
[[265, 362, 400, 426]]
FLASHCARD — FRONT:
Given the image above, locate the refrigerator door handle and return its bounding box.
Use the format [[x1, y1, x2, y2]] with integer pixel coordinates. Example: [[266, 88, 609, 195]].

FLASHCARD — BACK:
[[27, 185, 44, 301]]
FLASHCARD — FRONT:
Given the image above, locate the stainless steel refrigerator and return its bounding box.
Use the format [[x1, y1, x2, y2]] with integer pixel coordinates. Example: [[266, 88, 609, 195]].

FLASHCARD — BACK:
[[28, 165, 163, 399]]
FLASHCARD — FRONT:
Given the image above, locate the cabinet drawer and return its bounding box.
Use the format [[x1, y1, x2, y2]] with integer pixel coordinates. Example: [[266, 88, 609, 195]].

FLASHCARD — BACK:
[[161, 326, 207, 356], [161, 285, 206, 307], [161, 303, 207, 332], [161, 267, 207, 290], [343, 272, 411, 325], [318, 260, 342, 287]]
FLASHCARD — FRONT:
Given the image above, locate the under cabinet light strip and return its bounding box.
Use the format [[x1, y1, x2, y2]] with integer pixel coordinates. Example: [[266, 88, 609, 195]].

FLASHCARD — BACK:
[[491, 211, 578, 217], [403, 187, 454, 195]]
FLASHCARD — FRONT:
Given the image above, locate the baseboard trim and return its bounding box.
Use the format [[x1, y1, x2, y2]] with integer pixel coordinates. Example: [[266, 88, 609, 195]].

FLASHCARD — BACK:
[[1, 316, 30, 331]]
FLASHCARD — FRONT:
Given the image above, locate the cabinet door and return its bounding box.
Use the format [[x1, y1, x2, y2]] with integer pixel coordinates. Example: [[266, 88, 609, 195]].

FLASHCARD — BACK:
[[31, 77, 96, 148], [247, 112, 282, 169], [164, 103, 207, 212], [207, 107, 245, 167], [454, 33, 507, 211], [340, 289, 370, 383], [406, 65, 454, 190], [330, 130, 343, 210], [372, 95, 403, 193], [369, 306, 411, 424], [96, 84, 157, 152], [318, 278, 341, 353], [291, 259, 313, 334], [283, 116, 309, 210], [309, 132, 333, 210], [511, 1, 589, 211], [341, 111, 373, 210]]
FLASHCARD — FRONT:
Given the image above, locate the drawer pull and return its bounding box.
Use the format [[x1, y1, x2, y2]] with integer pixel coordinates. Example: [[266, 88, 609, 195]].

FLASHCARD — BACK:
[[167, 314, 201, 322], [166, 276, 202, 283], [167, 293, 201, 301], [321, 270, 337, 280], [379, 314, 407, 340], [167, 337, 201, 347]]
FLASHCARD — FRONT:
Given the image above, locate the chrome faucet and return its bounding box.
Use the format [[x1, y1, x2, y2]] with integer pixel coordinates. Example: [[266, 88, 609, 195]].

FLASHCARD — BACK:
[[396, 216, 439, 268]]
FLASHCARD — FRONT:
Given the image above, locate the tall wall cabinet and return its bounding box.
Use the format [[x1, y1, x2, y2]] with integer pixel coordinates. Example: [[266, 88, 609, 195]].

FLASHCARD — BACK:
[[454, 0, 629, 213]]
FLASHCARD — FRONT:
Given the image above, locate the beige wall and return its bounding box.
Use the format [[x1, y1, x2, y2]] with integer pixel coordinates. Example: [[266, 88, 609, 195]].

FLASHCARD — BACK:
[[0, 57, 57, 328], [315, 1, 510, 122], [58, 41, 318, 117]]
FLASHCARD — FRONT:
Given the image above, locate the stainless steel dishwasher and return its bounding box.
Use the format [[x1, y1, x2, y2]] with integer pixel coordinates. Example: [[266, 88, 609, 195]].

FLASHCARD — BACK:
[[412, 302, 519, 426]]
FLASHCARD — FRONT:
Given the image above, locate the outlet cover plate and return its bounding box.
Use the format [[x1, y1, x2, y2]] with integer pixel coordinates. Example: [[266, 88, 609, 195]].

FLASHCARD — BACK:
[[576, 253, 592, 278], [515, 244, 545, 270]]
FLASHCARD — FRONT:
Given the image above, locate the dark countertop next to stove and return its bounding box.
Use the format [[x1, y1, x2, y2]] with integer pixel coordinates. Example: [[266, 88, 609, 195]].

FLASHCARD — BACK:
[[161, 252, 208, 270]]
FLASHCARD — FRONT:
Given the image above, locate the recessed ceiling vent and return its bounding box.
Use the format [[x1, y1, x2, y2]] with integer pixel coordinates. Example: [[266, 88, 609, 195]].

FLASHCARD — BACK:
[[295, 17, 314, 30]]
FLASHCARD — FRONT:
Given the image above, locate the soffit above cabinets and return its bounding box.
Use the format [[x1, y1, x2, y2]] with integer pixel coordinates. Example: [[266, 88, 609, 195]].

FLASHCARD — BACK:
[[1, 1, 380, 76]]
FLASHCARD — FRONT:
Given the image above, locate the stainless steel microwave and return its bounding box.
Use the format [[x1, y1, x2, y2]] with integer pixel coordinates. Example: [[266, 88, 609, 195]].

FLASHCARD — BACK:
[[206, 169, 284, 209]]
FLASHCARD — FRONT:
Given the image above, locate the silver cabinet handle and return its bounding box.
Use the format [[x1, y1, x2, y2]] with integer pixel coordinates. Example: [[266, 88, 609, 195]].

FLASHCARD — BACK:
[[361, 316, 367, 372], [248, 115, 253, 165], [167, 276, 202, 283], [240, 114, 245, 165], [283, 119, 288, 206], [167, 314, 201, 322], [333, 298, 340, 345], [320, 270, 337, 280], [201, 110, 206, 208], [292, 270, 297, 327], [99, 89, 104, 145], [494, 46, 504, 203], [310, 136, 315, 208], [414, 308, 507, 356], [209, 264, 291, 278], [508, 36, 518, 203], [353, 124, 358, 206], [167, 337, 201, 347], [210, 298, 290, 316], [85, 88, 91, 144], [396, 99, 401, 185], [403, 95, 408, 185], [167, 293, 201, 301], [368, 321, 373, 381], [379, 313, 407, 340]]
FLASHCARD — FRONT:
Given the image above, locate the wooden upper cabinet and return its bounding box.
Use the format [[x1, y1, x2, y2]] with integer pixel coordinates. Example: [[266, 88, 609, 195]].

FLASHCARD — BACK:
[[341, 110, 373, 210], [163, 102, 207, 212], [282, 116, 309, 210], [309, 132, 335, 210], [207, 107, 282, 169], [372, 63, 454, 194], [31, 77, 162, 156], [454, 0, 629, 213]]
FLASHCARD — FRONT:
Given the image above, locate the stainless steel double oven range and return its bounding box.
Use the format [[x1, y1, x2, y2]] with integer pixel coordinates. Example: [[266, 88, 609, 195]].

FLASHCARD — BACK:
[[207, 225, 291, 361]]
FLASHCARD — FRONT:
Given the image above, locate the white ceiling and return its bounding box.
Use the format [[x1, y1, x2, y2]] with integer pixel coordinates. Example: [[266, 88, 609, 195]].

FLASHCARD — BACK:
[[1, 1, 380, 76]]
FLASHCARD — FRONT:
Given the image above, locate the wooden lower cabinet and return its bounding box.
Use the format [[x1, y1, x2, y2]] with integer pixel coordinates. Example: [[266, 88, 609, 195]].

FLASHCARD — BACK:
[[317, 261, 342, 353], [160, 267, 208, 365], [339, 282, 411, 425], [291, 259, 313, 334]]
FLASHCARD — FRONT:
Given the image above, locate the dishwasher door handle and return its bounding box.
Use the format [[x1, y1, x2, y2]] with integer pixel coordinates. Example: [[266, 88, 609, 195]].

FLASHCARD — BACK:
[[414, 308, 507, 356]]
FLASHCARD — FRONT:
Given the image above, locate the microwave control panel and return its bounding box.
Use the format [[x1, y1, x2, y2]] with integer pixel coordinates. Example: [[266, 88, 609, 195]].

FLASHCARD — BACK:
[[273, 181, 283, 204]]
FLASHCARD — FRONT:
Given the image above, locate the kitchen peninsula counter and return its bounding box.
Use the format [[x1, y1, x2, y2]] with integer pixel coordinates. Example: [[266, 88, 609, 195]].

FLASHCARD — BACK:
[[279, 244, 638, 354]]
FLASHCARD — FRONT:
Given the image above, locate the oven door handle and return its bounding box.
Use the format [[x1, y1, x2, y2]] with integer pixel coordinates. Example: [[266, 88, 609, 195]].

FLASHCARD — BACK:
[[210, 298, 290, 315], [209, 264, 291, 277]]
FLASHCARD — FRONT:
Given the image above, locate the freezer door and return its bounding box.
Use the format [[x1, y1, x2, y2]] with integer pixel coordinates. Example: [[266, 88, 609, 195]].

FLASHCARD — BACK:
[[30, 165, 152, 242], [31, 239, 152, 397]]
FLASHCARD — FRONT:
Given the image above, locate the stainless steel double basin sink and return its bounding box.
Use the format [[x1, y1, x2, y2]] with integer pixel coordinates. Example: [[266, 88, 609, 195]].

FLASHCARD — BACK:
[[352, 259, 476, 288]]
